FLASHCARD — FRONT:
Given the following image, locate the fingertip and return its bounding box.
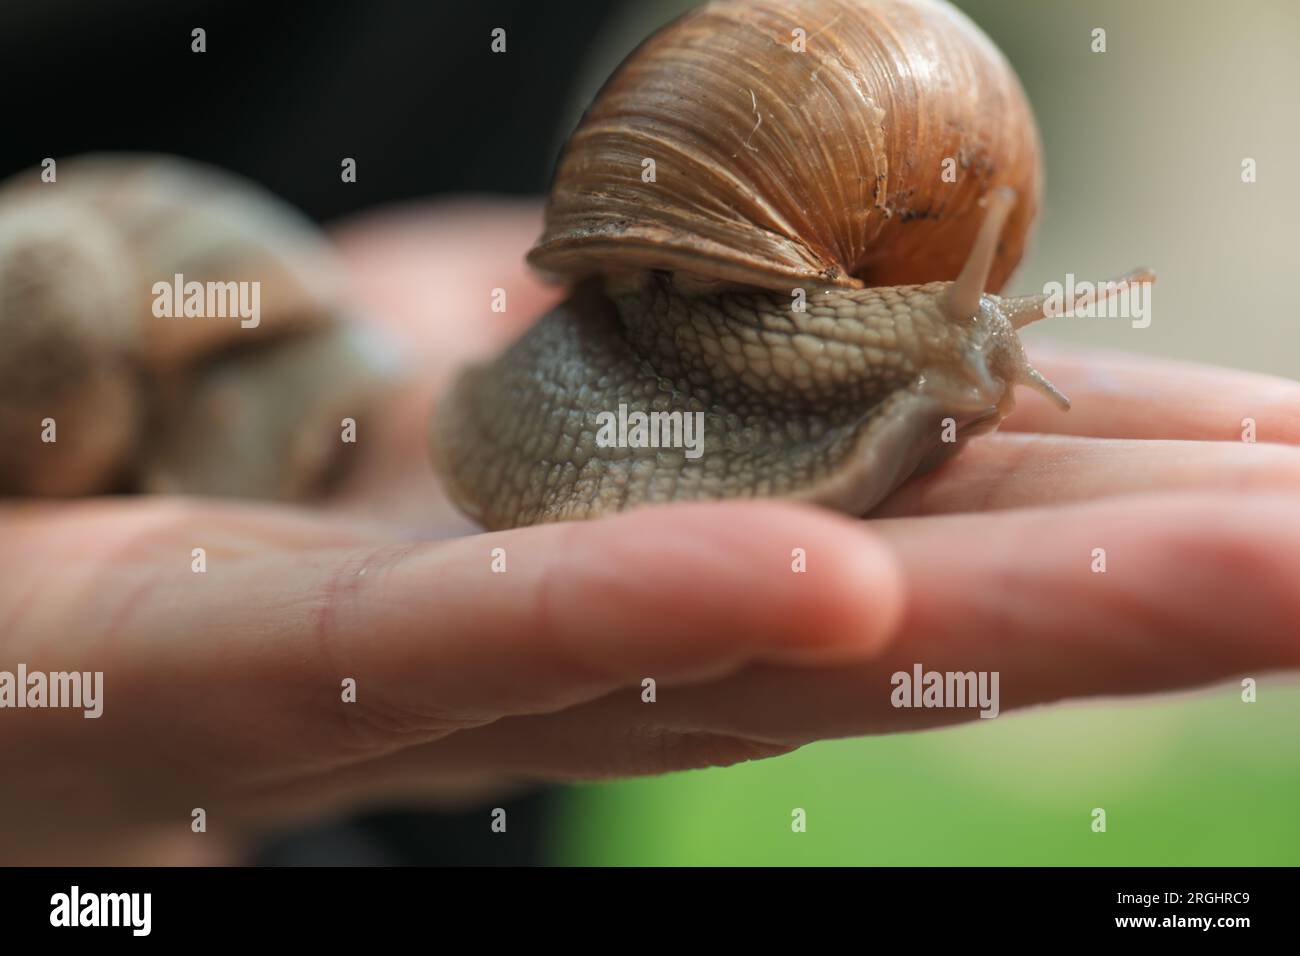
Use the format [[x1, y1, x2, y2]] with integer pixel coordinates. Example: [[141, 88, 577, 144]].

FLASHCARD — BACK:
[[733, 500, 906, 663], [543, 500, 904, 671]]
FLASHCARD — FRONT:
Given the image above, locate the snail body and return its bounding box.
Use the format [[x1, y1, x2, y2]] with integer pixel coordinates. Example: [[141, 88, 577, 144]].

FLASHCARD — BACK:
[[431, 0, 1149, 529], [435, 190, 1074, 529]]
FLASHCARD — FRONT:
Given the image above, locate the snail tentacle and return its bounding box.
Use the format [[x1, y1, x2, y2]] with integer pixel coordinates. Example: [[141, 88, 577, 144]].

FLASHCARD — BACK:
[[942, 186, 1017, 324]]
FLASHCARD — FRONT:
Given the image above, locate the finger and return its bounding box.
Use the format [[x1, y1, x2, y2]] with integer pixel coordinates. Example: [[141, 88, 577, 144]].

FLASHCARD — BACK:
[[245, 714, 796, 820], [684, 491, 1300, 741], [250, 500, 903, 730], [874, 432, 1300, 517], [0, 496, 384, 649], [0, 496, 384, 560], [271, 491, 1300, 799], [1007, 342, 1300, 443], [12, 500, 902, 770]]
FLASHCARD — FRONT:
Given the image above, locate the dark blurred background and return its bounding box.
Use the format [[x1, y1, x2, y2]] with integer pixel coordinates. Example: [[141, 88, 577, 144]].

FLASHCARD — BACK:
[[0, 0, 617, 218]]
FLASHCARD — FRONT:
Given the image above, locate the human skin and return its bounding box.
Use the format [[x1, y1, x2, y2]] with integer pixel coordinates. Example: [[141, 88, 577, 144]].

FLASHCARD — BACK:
[[1, 200, 1299, 864]]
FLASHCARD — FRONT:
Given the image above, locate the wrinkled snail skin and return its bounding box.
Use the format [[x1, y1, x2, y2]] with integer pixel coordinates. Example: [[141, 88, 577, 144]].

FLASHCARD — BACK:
[[432, 189, 1069, 531], [429, 0, 1149, 529]]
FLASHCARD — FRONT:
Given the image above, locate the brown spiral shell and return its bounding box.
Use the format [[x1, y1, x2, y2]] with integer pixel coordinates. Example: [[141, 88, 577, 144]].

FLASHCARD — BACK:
[[528, 0, 1042, 293]]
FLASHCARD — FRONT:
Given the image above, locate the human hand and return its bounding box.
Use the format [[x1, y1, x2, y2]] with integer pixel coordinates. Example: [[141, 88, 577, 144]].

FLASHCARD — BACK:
[[3, 201, 1297, 864]]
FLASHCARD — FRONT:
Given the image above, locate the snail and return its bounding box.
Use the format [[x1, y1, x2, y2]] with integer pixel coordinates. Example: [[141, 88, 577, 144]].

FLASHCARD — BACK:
[[430, 0, 1152, 530], [0, 154, 399, 499]]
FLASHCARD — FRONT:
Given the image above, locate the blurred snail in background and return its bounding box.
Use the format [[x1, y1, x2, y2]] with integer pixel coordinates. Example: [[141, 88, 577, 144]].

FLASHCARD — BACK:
[[0, 154, 399, 500], [431, 0, 1152, 531]]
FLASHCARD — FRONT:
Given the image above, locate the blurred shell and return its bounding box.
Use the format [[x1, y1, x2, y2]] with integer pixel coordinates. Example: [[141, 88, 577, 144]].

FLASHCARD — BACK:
[[141, 325, 401, 501], [529, 0, 1041, 292], [0, 153, 401, 500], [0, 195, 139, 495], [0, 153, 343, 370]]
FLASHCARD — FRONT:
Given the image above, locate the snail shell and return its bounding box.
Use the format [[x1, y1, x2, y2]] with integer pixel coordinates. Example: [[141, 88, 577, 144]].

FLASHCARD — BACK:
[[0, 154, 397, 499], [142, 324, 399, 500], [0, 154, 343, 370], [0, 194, 139, 495], [530, 0, 1042, 292], [430, 0, 1074, 531]]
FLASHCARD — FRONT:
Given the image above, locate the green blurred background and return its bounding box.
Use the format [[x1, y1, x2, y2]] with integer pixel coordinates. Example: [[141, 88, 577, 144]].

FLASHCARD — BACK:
[[545, 0, 1300, 866]]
